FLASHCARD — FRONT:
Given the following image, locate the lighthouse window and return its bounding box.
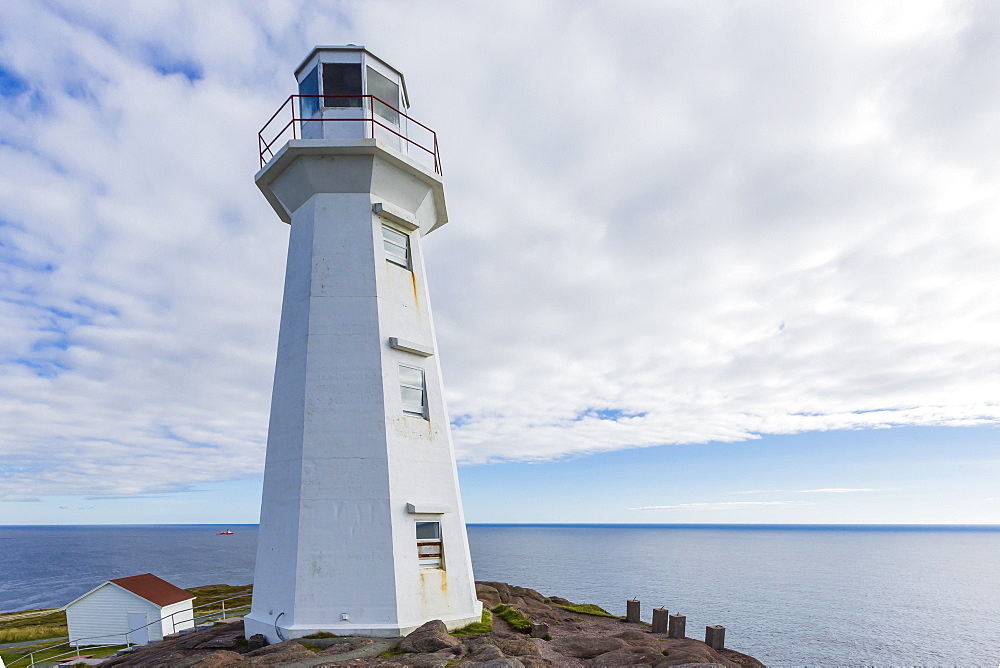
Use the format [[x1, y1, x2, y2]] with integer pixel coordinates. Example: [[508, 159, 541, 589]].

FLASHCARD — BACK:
[[416, 521, 443, 569], [298, 66, 320, 117], [367, 67, 400, 125], [322, 63, 362, 108], [382, 225, 410, 269], [399, 364, 427, 418]]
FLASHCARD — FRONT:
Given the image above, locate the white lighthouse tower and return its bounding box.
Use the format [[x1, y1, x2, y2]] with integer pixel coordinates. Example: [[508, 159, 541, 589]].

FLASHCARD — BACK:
[[245, 46, 482, 641]]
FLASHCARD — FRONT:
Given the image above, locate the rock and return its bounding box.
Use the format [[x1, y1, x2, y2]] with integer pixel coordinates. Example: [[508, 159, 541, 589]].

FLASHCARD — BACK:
[[477, 581, 518, 605], [592, 646, 667, 666], [245, 639, 313, 663], [486, 633, 541, 658], [192, 651, 251, 667], [475, 660, 526, 668], [653, 638, 740, 667], [548, 596, 573, 606], [508, 586, 548, 604], [614, 630, 665, 647], [718, 648, 766, 667], [477, 583, 503, 609], [196, 627, 247, 650], [465, 643, 506, 662], [245, 634, 268, 652], [399, 619, 460, 654], [550, 636, 628, 659], [317, 638, 374, 655], [393, 649, 458, 667]]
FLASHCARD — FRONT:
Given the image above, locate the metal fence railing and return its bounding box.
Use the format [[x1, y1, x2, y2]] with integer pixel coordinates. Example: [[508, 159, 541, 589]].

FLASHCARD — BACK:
[[258, 94, 442, 174]]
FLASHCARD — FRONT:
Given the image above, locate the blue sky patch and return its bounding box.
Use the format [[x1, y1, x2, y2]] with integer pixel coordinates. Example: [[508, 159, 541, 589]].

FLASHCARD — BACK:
[[144, 44, 203, 83], [576, 408, 648, 422], [0, 66, 29, 97]]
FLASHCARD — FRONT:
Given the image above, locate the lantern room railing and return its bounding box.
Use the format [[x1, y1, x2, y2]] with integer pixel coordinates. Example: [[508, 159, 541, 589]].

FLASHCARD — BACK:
[[258, 94, 442, 174]]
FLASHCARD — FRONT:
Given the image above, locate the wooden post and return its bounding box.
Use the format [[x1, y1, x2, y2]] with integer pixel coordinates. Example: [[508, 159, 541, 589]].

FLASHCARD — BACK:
[[626, 599, 641, 623], [530, 623, 549, 638], [705, 625, 725, 650], [668, 613, 686, 638], [652, 607, 669, 633]]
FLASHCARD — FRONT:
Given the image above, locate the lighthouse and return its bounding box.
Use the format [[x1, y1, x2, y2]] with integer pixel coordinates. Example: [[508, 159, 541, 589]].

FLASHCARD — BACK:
[[244, 46, 482, 641]]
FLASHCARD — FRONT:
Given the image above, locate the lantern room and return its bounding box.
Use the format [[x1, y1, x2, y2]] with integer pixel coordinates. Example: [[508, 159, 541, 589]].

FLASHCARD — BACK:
[[294, 45, 409, 149]]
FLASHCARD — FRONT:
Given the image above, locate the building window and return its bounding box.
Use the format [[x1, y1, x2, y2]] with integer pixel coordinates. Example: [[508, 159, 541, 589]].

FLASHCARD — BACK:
[[416, 521, 443, 569], [367, 66, 400, 125], [399, 364, 427, 419], [382, 225, 410, 269], [322, 63, 362, 108], [298, 65, 319, 117]]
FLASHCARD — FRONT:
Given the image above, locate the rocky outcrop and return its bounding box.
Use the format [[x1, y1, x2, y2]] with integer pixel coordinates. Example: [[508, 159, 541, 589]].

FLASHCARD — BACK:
[[100, 582, 765, 666], [397, 619, 461, 654]]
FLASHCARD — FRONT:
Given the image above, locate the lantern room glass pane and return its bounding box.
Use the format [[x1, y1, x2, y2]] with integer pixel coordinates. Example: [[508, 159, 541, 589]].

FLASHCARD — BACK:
[[298, 66, 319, 117], [322, 63, 362, 107], [367, 66, 400, 125]]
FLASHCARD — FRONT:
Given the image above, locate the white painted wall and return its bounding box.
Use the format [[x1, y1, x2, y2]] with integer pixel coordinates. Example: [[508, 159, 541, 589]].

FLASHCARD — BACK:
[[65, 584, 177, 646], [160, 600, 195, 635], [247, 139, 480, 642]]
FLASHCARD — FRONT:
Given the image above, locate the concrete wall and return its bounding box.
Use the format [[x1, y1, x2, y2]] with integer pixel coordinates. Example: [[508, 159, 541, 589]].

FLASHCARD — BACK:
[[66, 584, 165, 646], [247, 142, 480, 641]]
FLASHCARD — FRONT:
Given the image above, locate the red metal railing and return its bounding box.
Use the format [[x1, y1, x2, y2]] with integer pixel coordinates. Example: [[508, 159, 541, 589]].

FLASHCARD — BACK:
[[258, 94, 442, 174]]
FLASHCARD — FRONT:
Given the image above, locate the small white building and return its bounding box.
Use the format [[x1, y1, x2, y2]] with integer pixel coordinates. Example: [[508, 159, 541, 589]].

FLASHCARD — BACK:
[[62, 573, 195, 647]]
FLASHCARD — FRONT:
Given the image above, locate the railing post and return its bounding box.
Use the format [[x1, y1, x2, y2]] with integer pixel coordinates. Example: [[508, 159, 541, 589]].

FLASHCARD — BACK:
[[28, 651, 35, 667], [221, 600, 226, 620]]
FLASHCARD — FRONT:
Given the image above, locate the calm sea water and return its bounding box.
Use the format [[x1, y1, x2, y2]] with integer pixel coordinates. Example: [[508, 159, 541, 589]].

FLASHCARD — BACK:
[[1, 524, 998, 666]]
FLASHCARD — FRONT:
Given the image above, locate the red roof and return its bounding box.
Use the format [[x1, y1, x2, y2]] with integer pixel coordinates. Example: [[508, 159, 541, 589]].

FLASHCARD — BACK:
[[108, 573, 194, 607]]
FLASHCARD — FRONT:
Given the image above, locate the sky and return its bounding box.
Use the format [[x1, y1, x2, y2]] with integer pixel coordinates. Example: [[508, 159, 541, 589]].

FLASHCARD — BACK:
[[1, 0, 999, 525]]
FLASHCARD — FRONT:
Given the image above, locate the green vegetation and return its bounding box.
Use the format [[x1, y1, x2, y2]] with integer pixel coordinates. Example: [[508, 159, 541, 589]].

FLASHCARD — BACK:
[[490, 605, 532, 633], [543, 634, 553, 641], [0, 608, 67, 644], [450, 609, 493, 636], [185, 583, 253, 619], [1, 642, 127, 666], [300, 642, 323, 652], [302, 631, 338, 639], [555, 603, 620, 618], [380, 646, 407, 659]]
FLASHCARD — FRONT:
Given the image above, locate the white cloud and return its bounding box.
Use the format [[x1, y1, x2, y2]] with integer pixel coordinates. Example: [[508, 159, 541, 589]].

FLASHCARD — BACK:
[[794, 488, 881, 494], [2, 1, 1000, 499], [628, 502, 793, 511]]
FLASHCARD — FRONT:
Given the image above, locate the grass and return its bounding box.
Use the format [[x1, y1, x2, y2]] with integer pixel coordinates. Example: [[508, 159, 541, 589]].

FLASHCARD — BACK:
[[0, 623, 68, 644], [555, 603, 620, 618], [379, 646, 407, 659], [300, 642, 323, 652], [302, 631, 338, 639], [1, 642, 127, 666], [490, 605, 532, 633], [0, 608, 68, 644], [450, 610, 493, 636], [185, 583, 253, 620]]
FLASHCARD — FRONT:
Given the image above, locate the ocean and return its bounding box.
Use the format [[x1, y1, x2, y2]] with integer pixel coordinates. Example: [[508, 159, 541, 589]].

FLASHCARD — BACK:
[[1, 524, 997, 666]]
